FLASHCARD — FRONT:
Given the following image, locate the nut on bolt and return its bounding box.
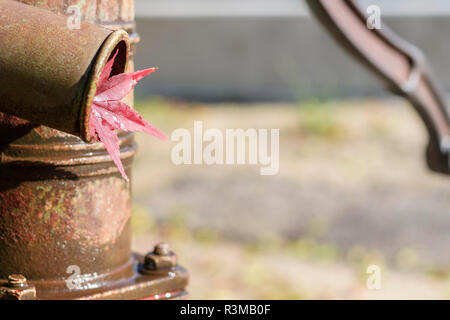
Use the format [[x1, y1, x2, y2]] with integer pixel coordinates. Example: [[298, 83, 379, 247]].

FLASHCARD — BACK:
[[0, 274, 36, 300], [143, 242, 177, 271], [154, 242, 170, 256], [8, 274, 27, 287]]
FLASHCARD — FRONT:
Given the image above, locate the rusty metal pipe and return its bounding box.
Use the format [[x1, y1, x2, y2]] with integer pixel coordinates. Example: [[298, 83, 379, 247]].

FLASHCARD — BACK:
[[0, 0, 130, 142]]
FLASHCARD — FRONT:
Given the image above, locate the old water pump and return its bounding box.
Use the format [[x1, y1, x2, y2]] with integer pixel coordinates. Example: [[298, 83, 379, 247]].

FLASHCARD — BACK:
[[0, 0, 188, 300]]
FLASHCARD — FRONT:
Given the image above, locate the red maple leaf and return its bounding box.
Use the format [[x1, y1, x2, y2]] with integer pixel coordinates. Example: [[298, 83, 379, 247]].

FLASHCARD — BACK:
[[90, 52, 166, 181]]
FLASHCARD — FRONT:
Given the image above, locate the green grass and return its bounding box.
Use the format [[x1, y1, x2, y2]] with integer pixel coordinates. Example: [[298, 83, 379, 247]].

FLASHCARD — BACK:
[[298, 99, 344, 139]]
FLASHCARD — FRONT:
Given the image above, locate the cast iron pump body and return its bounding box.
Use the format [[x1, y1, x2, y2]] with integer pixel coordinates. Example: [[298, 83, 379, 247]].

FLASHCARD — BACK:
[[0, 0, 188, 300]]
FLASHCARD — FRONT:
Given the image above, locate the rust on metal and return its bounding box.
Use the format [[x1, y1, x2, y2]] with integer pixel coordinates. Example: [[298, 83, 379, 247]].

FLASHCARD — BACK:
[[0, 0, 188, 300], [17, 0, 135, 23], [0, 0, 130, 142]]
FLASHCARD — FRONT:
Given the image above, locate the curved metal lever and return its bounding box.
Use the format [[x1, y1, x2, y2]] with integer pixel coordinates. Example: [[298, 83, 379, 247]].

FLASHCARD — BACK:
[[306, 0, 450, 173]]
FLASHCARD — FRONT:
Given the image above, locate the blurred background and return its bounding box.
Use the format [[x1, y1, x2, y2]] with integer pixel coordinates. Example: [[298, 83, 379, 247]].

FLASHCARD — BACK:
[[131, 0, 450, 299]]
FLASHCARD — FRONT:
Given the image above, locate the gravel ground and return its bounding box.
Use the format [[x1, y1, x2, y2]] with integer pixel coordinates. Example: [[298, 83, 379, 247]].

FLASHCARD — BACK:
[[131, 98, 450, 299]]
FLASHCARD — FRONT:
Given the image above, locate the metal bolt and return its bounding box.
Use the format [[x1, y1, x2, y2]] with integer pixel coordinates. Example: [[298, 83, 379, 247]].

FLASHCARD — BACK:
[[0, 274, 35, 300], [7, 274, 27, 287], [154, 242, 170, 256]]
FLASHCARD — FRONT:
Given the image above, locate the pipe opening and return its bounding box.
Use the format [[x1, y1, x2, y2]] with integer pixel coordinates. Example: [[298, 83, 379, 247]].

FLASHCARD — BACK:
[[109, 40, 129, 78], [81, 30, 130, 143]]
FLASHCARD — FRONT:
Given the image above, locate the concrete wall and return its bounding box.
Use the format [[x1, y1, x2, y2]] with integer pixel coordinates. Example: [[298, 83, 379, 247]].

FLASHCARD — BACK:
[[134, 1, 450, 101]]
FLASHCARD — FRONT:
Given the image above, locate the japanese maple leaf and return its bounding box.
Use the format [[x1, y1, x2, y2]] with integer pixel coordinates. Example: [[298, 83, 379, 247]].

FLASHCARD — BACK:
[[89, 52, 166, 181]]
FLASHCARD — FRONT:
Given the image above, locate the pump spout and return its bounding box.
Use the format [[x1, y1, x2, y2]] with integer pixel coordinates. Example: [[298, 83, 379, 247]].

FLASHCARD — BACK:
[[0, 0, 130, 142]]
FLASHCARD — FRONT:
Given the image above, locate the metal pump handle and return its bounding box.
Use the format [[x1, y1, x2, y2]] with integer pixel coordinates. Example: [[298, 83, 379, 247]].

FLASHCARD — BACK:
[[306, 0, 450, 173]]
